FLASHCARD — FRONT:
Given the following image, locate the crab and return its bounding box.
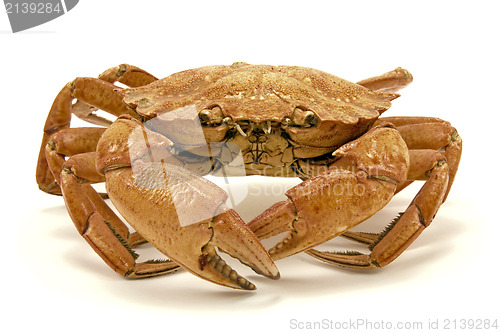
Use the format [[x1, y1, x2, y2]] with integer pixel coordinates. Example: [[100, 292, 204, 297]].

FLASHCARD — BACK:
[[36, 62, 462, 290]]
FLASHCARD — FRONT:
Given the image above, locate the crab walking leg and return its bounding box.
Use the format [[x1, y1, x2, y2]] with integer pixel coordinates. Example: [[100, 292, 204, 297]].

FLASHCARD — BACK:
[[381, 116, 462, 200], [310, 120, 457, 267], [308, 158, 448, 269], [60, 152, 181, 278], [36, 64, 157, 194], [70, 78, 136, 119], [341, 149, 445, 245], [44, 127, 107, 187], [357, 67, 413, 93], [71, 64, 158, 126], [36, 78, 135, 194], [248, 124, 410, 261], [97, 64, 158, 87], [44, 128, 148, 245], [36, 84, 73, 194]]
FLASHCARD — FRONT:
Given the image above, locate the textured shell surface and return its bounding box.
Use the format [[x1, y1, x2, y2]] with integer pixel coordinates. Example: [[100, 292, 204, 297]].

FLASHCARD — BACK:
[[123, 62, 395, 124]]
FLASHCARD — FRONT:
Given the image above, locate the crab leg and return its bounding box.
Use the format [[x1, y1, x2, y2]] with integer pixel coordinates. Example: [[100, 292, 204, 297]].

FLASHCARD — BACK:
[[340, 149, 447, 243], [70, 64, 158, 127], [381, 116, 462, 199], [36, 64, 157, 195], [306, 118, 458, 268], [60, 152, 181, 277], [310, 151, 449, 268], [36, 75, 131, 194], [44, 127, 106, 187], [98, 64, 159, 87], [248, 124, 410, 261], [357, 67, 413, 93], [36, 84, 73, 194], [338, 116, 461, 248]]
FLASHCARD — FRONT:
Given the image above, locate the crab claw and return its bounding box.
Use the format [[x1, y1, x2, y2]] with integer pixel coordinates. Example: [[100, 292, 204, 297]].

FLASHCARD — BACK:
[[248, 125, 409, 261], [104, 166, 279, 290], [198, 208, 280, 290], [248, 170, 398, 261], [97, 116, 279, 290]]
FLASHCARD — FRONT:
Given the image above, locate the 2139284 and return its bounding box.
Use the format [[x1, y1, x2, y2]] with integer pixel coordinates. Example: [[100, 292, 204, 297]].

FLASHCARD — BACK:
[[443, 319, 498, 330], [5, 2, 63, 14]]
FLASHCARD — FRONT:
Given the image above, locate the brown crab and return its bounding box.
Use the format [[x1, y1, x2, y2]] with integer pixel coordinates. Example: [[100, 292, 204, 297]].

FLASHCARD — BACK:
[[36, 62, 462, 290]]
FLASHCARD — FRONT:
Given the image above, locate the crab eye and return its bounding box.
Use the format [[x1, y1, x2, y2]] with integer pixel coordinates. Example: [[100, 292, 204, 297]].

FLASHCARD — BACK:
[[291, 107, 318, 128], [199, 105, 224, 126]]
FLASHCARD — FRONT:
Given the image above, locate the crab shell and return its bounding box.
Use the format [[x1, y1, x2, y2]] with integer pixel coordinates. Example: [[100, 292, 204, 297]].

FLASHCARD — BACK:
[[122, 62, 398, 151]]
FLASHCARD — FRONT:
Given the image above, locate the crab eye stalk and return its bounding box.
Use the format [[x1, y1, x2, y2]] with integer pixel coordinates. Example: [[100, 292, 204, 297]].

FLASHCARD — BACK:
[[291, 107, 318, 128], [281, 117, 292, 128], [199, 105, 224, 126]]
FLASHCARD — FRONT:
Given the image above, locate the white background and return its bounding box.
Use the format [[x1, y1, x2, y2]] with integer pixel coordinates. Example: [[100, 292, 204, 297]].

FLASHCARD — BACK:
[[2, 1, 499, 332]]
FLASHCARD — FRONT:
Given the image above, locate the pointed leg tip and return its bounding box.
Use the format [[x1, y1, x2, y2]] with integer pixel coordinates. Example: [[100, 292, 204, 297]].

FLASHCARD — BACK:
[[260, 262, 280, 280], [243, 281, 257, 291]]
